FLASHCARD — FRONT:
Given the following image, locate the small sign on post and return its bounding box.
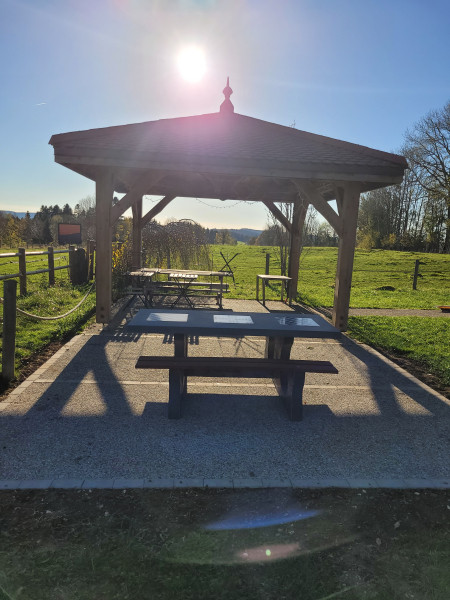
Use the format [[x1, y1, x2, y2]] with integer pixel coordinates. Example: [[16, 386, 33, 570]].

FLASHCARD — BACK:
[[58, 223, 82, 245]]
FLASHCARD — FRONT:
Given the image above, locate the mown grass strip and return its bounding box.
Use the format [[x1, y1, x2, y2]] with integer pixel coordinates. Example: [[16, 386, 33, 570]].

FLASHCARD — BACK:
[[0, 488, 448, 600], [347, 316, 450, 387]]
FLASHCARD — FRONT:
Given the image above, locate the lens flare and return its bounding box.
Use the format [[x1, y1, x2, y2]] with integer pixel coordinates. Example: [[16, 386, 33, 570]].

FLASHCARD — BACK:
[[177, 46, 206, 82]]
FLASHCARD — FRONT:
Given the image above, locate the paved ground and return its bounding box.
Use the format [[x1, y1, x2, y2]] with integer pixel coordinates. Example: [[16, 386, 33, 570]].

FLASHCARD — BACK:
[[1, 298, 449, 489]]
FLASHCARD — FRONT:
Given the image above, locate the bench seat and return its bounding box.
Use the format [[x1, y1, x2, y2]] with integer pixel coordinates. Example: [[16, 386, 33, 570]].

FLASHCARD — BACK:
[[136, 356, 338, 420]]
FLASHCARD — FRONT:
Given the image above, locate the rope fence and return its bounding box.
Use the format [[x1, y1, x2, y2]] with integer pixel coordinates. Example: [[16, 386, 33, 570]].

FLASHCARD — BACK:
[[0, 282, 95, 321]]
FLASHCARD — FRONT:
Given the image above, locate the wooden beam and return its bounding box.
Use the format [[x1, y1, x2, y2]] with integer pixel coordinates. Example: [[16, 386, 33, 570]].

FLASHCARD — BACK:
[[141, 196, 175, 228], [294, 181, 342, 236], [332, 183, 360, 331], [287, 199, 308, 304], [261, 200, 292, 232], [131, 197, 143, 270], [111, 172, 166, 225], [95, 170, 114, 323]]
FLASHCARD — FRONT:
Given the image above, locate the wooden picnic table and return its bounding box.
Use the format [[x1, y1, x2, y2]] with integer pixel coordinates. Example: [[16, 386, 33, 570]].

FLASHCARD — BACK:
[[127, 269, 231, 309]]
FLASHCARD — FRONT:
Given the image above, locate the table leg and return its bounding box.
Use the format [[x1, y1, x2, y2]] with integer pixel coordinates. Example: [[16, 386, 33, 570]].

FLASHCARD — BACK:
[[256, 276, 259, 302], [262, 278, 266, 306], [265, 336, 294, 397], [174, 333, 187, 394]]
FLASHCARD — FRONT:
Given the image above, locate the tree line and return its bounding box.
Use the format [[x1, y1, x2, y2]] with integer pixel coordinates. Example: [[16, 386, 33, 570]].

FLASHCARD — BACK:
[[358, 100, 449, 253]]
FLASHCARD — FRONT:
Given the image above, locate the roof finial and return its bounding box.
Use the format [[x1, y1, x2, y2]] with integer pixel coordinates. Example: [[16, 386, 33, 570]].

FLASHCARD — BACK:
[[220, 76, 234, 114]]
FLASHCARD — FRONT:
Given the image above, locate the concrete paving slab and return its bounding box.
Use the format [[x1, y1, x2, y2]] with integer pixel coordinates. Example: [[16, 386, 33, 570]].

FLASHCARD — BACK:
[[51, 479, 84, 489], [112, 478, 145, 489], [143, 479, 174, 488], [0, 480, 22, 489], [173, 478, 205, 488], [204, 479, 234, 488]]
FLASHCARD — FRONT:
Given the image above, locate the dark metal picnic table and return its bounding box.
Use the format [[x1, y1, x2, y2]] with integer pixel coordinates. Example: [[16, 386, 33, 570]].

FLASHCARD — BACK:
[[127, 308, 341, 359], [128, 309, 341, 420]]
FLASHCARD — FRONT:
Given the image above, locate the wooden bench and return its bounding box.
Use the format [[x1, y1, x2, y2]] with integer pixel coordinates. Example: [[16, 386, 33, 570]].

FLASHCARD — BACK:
[[135, 356, 338, 421], [144, 280, 230, 308]]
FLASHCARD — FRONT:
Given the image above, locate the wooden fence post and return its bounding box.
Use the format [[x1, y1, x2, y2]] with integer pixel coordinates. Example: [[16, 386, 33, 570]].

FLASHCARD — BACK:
[[69, 248, 88, 284], [412, 259, 420, 290], [87, 240, 95, 280], [265, 253, 270, 275], [48, 246, 55, 286], [2, 279, 17, 382], [18, 247, 26, 295]]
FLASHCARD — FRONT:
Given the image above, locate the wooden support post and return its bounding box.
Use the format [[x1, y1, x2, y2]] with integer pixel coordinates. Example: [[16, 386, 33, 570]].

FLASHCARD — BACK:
[[18, 247, 26, 295], [287, 200, 308, 305], [132, 197, 143, 270], [265, 253, 270, 274], [2, 279, 17, 382], [412, 259, 420, 290], [48, 246, 55, 286], [332, 184, 360, 331], [95, 171, 114, 323]]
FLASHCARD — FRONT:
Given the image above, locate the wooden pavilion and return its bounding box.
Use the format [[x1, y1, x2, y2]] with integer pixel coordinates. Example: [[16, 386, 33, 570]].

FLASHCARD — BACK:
[[49, 79, 407, 330]]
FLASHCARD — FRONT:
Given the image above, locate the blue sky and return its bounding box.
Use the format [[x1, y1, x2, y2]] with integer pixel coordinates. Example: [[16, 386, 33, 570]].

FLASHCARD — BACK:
[[1, 0, 449, 229]]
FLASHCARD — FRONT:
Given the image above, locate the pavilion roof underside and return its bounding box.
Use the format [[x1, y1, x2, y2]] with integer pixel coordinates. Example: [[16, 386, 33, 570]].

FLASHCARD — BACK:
[[50, 112, 407, 200]]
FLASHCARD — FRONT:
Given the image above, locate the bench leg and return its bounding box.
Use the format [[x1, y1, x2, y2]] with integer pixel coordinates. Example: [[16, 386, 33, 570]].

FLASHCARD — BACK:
[[168, 368, 183, 418], [283, 371, 305, 421]]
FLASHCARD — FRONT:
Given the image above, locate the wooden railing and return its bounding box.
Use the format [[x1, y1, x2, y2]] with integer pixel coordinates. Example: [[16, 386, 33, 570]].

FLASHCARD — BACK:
[[0, 247, 70, 295]]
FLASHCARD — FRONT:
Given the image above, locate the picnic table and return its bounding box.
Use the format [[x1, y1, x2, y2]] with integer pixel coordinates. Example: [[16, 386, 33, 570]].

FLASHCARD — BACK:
[[127, 309, 341, 420], [127, 268, 231, 309]]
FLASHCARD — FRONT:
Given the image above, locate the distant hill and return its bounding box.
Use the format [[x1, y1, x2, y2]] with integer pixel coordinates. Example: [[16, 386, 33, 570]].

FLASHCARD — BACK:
[[0, 210, 35, 218], [229, 228, 263, 242]]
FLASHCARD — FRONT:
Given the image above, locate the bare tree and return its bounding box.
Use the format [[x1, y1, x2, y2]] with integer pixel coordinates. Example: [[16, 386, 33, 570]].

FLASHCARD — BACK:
[[405, 101, 450, 252]]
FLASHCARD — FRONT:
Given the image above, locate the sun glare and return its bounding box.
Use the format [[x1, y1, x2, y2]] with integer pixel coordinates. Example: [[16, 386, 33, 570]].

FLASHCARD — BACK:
[[177, 46, 206, 83]]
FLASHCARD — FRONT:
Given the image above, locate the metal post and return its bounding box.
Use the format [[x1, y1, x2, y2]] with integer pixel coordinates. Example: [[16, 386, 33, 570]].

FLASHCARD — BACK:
[[18, 247, 26, 295], [412, 259, 420, 290], [48, 246, 55, 286], [2, 279, 17, 382]]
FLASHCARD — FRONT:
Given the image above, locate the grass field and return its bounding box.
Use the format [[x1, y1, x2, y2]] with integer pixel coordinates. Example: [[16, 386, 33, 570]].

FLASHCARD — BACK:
[[211, 246, 450, 309], [347, 316, 450, 388], [0, 488, 448, 600]]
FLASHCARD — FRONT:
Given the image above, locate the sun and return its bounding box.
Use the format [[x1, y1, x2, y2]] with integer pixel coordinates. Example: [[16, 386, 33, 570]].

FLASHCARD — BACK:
[[177, 46, 206, 83]]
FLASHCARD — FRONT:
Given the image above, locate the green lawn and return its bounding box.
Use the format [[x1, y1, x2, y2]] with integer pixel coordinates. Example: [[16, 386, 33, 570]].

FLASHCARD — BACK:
[[0, 488, 448, 600], [348, 316, 450, 388], [211, 246, 450, 309]]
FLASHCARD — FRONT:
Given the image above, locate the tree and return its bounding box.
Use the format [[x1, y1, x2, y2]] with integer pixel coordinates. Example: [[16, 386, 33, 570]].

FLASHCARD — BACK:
[[405, 101, 450, 253]]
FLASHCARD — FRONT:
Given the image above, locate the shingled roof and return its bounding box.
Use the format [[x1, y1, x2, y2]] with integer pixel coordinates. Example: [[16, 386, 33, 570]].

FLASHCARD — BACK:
[[50, 104, 407, 203]]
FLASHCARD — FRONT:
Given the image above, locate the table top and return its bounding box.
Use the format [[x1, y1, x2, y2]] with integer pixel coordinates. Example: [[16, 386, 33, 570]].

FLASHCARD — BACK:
[[129, 268, 231, 277], [257, 274, 292, 281], [126, 309, 341, 339]]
